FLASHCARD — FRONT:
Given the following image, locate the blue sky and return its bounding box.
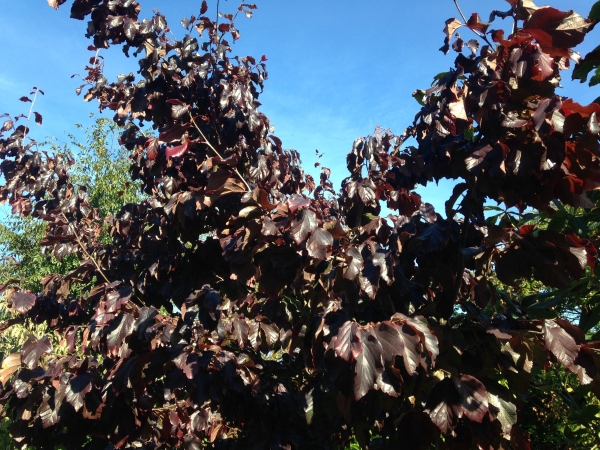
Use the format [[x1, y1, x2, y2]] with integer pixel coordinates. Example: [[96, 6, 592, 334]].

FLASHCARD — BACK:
[[1, 0, 599, 213]]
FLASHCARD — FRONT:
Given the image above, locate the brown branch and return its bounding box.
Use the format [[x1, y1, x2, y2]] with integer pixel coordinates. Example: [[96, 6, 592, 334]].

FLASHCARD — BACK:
[[61, 213, 147, 307], [188, 112, 252, 192], [62, 213, 110, 284]]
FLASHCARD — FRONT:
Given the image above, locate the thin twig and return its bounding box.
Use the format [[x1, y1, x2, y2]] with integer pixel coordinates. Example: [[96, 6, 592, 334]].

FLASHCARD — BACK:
[[453, 0, 497, 51], [62, 213, 109, 284], [61, 213, 147, 307], [23, 88, 39, 142], [188, 112, 251, 192]]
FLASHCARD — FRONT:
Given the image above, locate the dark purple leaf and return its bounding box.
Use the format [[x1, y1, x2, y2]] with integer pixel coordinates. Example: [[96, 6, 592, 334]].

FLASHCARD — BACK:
[[65, 373, 92, 412], [306, 228, 333, 260], [354, 328, 384, 400], [21, 335, 52, 369], [291, 209, 317, 244], [332, 321, 360, 362], [107, 314, 135, 358]]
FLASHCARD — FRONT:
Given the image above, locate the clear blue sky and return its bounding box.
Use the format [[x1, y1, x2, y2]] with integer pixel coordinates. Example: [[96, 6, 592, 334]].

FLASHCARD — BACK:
[[1, 0, 598, 212]]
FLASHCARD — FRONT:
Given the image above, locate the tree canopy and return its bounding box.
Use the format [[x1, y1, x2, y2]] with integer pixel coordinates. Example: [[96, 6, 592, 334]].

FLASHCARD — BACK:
[[1, 0, 600, 448]]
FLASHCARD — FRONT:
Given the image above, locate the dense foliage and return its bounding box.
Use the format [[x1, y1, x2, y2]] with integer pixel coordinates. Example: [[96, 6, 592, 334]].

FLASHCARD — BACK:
[[1, 0, 600, 448]]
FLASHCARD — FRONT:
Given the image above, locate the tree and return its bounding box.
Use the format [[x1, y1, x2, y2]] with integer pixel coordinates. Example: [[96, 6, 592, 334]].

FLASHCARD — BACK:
[[0, 0, 600, 448]]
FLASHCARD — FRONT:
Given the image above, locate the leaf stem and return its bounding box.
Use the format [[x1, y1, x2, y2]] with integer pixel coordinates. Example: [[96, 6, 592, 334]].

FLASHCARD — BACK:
[[188, 112, 251, 192], [453, 0, 497, 51]]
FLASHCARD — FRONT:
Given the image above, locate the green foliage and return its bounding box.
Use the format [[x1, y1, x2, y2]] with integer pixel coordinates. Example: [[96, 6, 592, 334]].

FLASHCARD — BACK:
[[0, 118, 143, 447]]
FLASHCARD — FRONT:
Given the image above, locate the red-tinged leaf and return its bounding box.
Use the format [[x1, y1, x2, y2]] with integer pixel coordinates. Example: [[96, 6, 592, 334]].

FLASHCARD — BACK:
[[158, 123, 192, 144], [11, 292, 36, 314], [394, 314, 440, 362], [261, 54, 268, 61], [332, 321, 360, 362], [2, 119, 14, 132], [531, 50, 554, 81], [426, 378, 459, 433], [561, 99, 600, 118], [374, 321, 421, 374], [19, 96, 32, 103], [453, 375, 489, 423], [107, 314, 135, 358], [344, 246, 363, 280], [166, 140, 189, 159], [524, 7, 592, 49], [565, 233, 598, 272], [65, 373, 92, 412], [443, 18, 463, 41], [543, 319, 580, 367], [200, 0, 208, 14], [287, 195, 311, 213], [33, 111, 43, 125], [354, 328, 384, 400], [145, 137, 159, 160], [233, 316, 249, 348], [426, 375, 489, 433], [306, 228, 333, 260], [467, 13, 490, 33], [291, 209, 317, 244], [21, 335, 52, 369], [218, 23, 230, 33], [105, 285, 132, 313]]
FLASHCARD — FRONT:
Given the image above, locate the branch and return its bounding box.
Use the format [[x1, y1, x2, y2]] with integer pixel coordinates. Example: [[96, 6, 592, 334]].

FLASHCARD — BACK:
[[453, 0, 497, 51], [188, 112, 252, 192], [23, 88, 40, 142], [61, 213, 147, 308], [62, 213, 109, 284]]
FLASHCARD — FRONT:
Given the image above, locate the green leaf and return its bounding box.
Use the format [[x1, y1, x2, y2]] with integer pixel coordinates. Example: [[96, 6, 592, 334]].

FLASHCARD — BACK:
[[590, 66, 600, 87], [590, 1, 600, 20], [412, 89, 426, 106]]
